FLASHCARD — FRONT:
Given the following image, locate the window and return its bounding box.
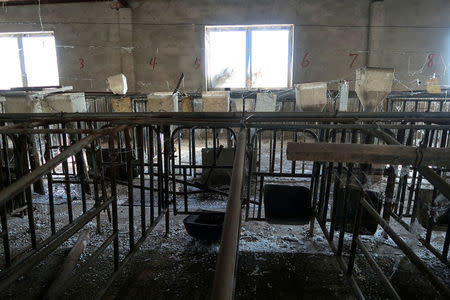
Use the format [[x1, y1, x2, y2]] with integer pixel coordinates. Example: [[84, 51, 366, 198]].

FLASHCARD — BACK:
[[0, 32, 59, 89], [205, 25, 293, 90]]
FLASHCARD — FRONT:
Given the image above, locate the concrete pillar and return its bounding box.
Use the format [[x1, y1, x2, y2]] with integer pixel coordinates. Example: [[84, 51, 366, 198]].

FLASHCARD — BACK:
[[367, 1, 385, 67], [119, 8, 136, 92]]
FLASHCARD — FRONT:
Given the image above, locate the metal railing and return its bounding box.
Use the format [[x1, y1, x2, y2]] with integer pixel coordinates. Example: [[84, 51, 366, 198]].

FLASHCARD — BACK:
[[0, 111, 448, 299]]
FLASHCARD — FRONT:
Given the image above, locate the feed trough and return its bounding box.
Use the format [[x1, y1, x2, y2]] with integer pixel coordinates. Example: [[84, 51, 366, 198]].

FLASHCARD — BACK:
[[335, 185, 382, 235], [264, 184, 312, 224], [295, 82, 327, 112], [183, 210, 225, 242], [355, 67, 394, 112]]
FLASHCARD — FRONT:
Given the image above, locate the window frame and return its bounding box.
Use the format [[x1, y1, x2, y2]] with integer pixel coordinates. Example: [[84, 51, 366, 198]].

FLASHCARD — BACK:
[[205, 24, 294, 90], [0, 31, 59, 89]]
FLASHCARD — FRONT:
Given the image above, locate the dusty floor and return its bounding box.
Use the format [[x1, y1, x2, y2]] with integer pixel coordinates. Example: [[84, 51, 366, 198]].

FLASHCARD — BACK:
[[1, 197, 448, 300]]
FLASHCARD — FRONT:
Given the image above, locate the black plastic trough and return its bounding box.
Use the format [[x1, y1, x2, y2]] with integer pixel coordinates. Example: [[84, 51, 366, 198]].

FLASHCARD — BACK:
[[183, 211, 225, 242], [264, 184, 312, 224]]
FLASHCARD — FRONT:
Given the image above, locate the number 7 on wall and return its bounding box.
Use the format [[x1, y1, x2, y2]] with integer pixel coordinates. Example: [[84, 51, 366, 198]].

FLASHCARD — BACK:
[[349, 53, 359, 68]]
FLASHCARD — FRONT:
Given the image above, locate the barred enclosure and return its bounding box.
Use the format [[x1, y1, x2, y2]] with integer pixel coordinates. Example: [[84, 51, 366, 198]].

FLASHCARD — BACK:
[[0, 105, 448, 299]]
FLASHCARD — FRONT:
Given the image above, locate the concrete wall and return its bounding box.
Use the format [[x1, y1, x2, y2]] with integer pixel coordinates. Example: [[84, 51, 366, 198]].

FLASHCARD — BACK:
[[0, 0, 449, 93], [0, 2, 126, 91]]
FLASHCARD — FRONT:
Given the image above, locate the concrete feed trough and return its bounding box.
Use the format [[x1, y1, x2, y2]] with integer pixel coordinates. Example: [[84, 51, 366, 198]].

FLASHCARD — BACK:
[[355, 67, 394, 112], [147, 92, 179, 112], [295, 82, 327, 112]]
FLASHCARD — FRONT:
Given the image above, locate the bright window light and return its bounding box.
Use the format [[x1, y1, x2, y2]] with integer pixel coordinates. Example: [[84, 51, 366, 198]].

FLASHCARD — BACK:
[[207, 30, 246, 88], [251, 30, 290, 88], [205, 25, 293, 89], [0, 38, 23, 89], [23, 35, 59, 87], [0, 32, 59, 89]]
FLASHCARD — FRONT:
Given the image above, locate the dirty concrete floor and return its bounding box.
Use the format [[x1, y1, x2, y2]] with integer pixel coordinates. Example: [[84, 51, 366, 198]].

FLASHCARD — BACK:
[[1, 200, 448, 300], [0, 136, 448, 300]]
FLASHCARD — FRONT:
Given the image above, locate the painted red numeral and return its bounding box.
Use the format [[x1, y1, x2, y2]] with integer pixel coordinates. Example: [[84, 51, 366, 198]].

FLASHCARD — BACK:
[[301, 52, 310, 68], [194, 57, 200, 69], [349, 53, 358, 68], [427, 54, 434, 68], [149, 57, 157, 69], [79, 58, 85, 70]]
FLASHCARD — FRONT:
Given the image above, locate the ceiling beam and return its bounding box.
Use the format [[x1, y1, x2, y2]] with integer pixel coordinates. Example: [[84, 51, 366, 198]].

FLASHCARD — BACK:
[[116, 0, 128, 8], [0, 0, 112, 6]]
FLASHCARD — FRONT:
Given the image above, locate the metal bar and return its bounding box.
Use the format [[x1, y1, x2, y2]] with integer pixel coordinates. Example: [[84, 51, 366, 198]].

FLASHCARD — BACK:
[[108, 135, 120, 271], [96, 209, 166, 299], [318, 221, 365, 300], [270, 130, 277, 173], [50, 232, 117, 298], [149, 127, 155, 225], [0, 149, 10, 267], [257, 175, 264, 219], [355, 237, 401, 300], [75, 122, 88, 213], [337, 163, 354, 255], [317, 162, 328, 224], [157, 128, 163, 216], [286, 143, 450, 167], [163, 125, 171, 236], [329, 129, 346, 240], [171, 131, 178, 215], [124, 128, 135, 251], [364, 129, 450, 201], [347, 189, 363, 275], [390, 211, 450, 268], [191, 128, 197, 178], [183, 167, 188, 213], [211, 129, 247, 300], [383, 166, 395, 227], [0, 205, 10, 267], [60, 126, 73, 223], [0, 197, 113, 292], [137, 126, 146, 232], [359, 194, 450, 297], [0, 125, 125, 210], [44, 128, 56, 235], [92, 140, 101, 233], [1, 112, 449, 123], [17, 135, 37, 248]]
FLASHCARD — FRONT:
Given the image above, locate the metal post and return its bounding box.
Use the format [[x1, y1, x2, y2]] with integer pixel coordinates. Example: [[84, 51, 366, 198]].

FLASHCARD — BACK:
[[211, 129, 247, 300]]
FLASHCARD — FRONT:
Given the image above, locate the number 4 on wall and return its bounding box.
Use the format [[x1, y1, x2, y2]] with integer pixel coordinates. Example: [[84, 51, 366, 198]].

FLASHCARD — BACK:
[[149, 57, 157, 70]]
